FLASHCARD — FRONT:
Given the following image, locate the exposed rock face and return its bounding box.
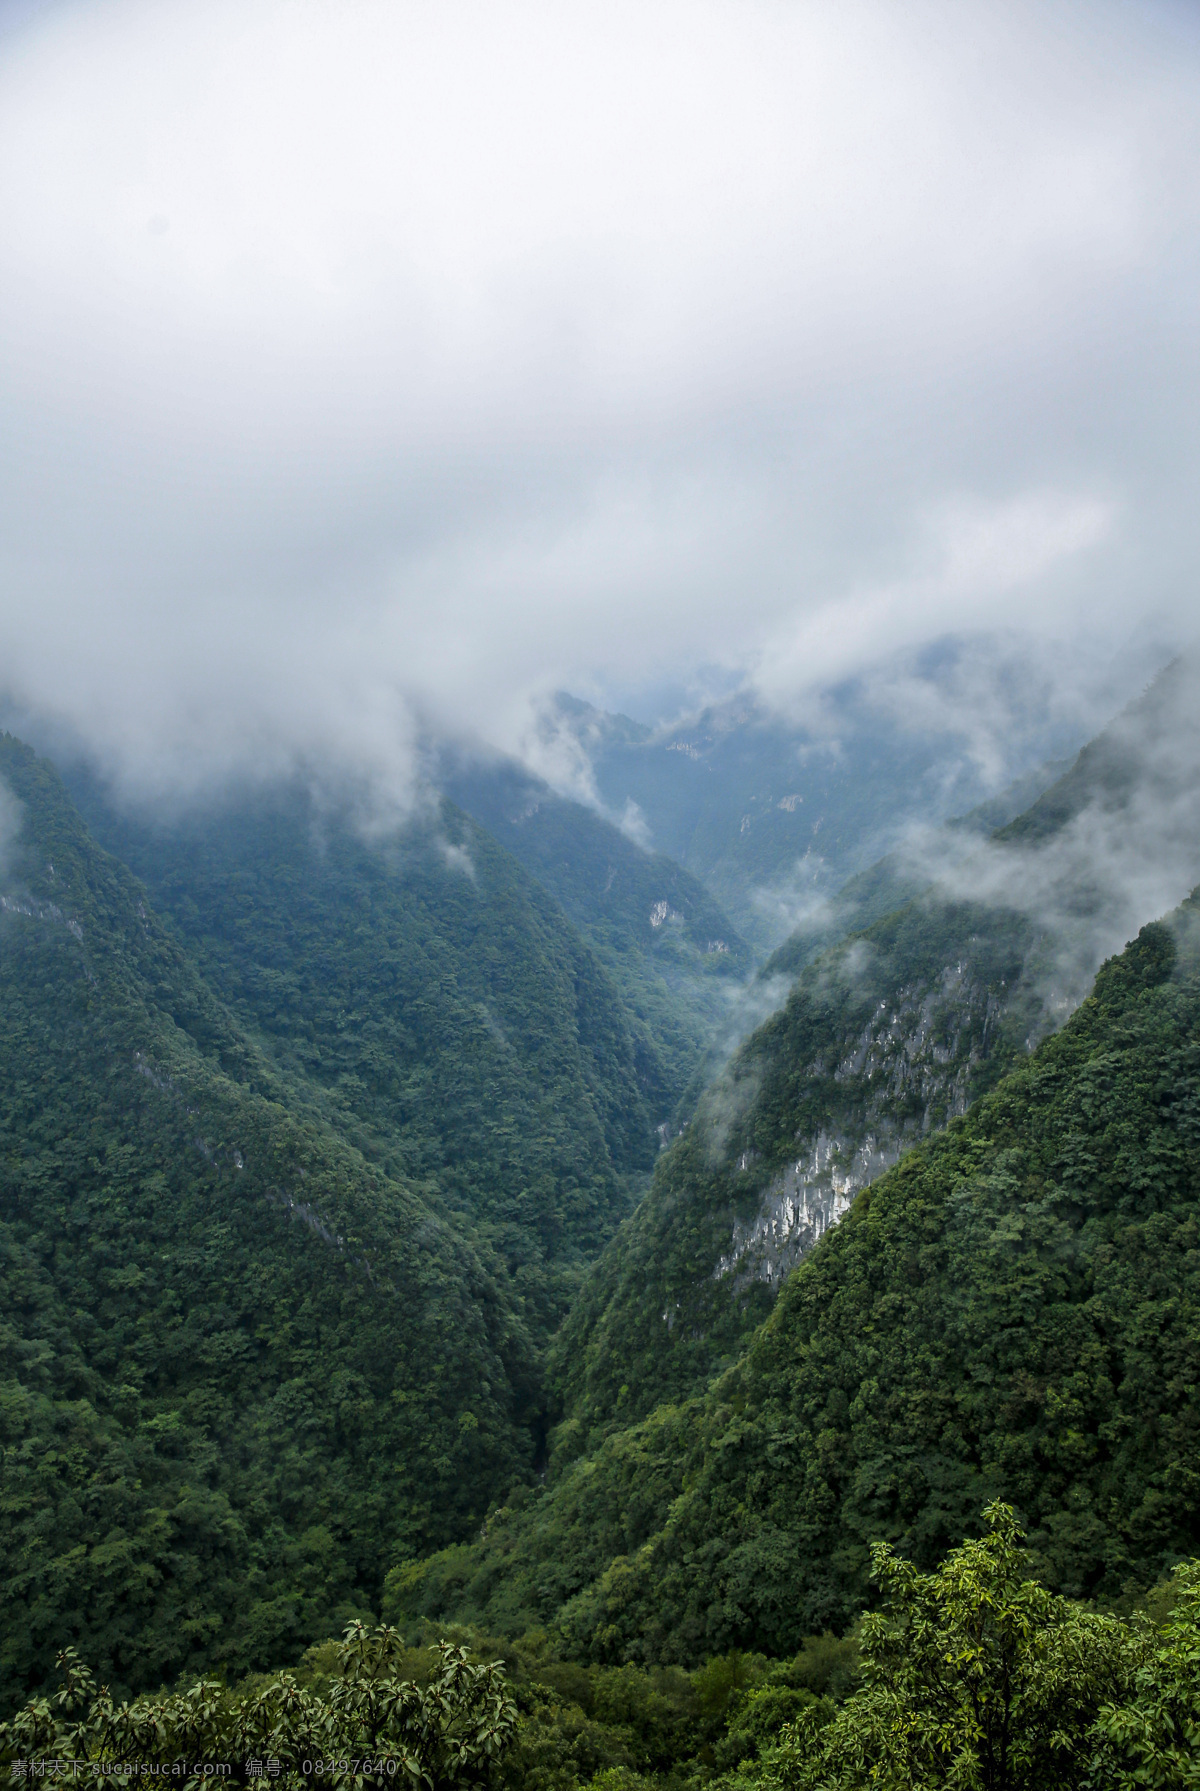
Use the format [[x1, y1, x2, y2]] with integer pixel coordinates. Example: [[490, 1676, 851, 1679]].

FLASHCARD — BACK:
[[831, 959, 1003, 1110], [716, 959, 1015, 1288], [715, 1129, 888, 1286], [552, 662, 1200, 1439]]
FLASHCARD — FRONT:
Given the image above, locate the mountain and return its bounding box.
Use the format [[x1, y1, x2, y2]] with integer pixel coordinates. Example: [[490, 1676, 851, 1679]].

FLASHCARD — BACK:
[[0, 737, 543, 1705], [6, 657, 1197, 1712], [0, 725, 771, 1712], [68, 777, 664, 1335], [998, 654, 1200, 847], [760, 754, 1073, 985], [541, 660, 1200, 1442], [548, 895, 1042, 1444], [551, 687, 1081, 951], [443, 758, 751, 1124], [391, 897, 1200, 1655]]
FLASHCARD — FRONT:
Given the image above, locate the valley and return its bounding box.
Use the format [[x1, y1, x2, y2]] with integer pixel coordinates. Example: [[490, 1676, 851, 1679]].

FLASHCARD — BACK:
[[3, 661, 1200, 1788]]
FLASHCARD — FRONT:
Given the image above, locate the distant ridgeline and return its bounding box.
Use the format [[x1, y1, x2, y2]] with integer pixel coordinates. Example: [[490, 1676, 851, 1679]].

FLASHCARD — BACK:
[[546, 688, 1079, 953], [440, 756, 752, 1128], [0, 735, 745, 1713]]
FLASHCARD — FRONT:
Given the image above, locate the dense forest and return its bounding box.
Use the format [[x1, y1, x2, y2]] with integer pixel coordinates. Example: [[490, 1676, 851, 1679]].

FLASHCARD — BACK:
[[388, 901, 1200, 1646], [441, 759, 752, 1124], [540, 660, 1200, 1448], [4, 663, 1200, 1788], [0, 731, 750, 1706], [70, 776, 671, 1337], [8, 1504, 1200, 1789], [0, 737, 554, 1698]]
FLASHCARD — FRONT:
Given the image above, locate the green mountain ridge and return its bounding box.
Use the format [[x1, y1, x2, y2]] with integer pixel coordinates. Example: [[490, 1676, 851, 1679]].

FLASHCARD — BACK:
[[545, 660, 1200, 1445], [392, 898, 1200, 1657], [3, 729, 778, 1713], [760, 753, 1073, 986], [67, 776, 670, 1334], [441, 759, 752, 1128], [547, 895, 1045, 1447], [0, 736, 551, 1707], [7, 658, 1200, 1730]]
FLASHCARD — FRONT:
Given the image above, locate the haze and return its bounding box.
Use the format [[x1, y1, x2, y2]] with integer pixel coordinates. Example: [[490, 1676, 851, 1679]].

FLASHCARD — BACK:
[[1, 0, 1198, 811]]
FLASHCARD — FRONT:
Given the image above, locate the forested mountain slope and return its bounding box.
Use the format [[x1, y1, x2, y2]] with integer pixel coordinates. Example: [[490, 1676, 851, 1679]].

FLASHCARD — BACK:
[[394, 901, 1200, 1657], [443, 760, 751, 1123], [72, 779, 660, 1331], [999, 654, 1199, 847], [549, 659, 1200, 1438], [549, 896, 1043, 1440], [0, 738, 542, 1707]]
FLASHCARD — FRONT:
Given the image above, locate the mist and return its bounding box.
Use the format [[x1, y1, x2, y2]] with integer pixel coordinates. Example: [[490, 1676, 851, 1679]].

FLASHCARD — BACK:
[[886, 658, 1200, 1028], [0, 0, 1198, 814]]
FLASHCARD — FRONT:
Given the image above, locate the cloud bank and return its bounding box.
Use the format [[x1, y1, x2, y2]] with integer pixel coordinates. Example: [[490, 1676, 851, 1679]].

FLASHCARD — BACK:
[[899, 657, 1200, 1022], [0, 0, 1198, 806]]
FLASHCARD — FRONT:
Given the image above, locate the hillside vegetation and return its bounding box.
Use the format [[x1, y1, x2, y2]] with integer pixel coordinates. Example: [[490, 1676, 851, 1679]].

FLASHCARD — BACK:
[[394, 901, 1200, 1654], [11, 1508, 1200, 1791], [549, 659, 1200, 1440], [548, 897, 1046, 1443], [0, 738, 545, 1703], [7, 661, 1200, 1767], [760, 754, 1071, 985], [444, 761, 751, 1125], [72, 779, 662, 1336]]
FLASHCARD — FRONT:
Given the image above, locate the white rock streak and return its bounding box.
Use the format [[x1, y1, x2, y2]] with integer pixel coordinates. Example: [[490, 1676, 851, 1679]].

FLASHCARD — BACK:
[[716, 1128, 898, 1287]]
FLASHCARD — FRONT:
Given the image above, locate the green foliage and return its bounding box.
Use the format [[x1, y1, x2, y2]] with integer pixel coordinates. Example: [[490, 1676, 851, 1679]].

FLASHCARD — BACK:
[[0, 738, 541, 1705], [444, 767, 752, 1125], [0, 1626, 516, 1789], [397, 905, 1200, 1655], [12, 1520, 1200, 1791], [73, 778, 658, 1305], [1089, 1560, 1200, 1788], [8, 658, 1200, 1743], [766, 1503, 1142, 1790], [383, 1407, 696, 1641], [555, 662, 1199, 1446], [424, 1629, 850, 1791], [0, 731, 754, 1712], [551, 894, 1042, 1442]]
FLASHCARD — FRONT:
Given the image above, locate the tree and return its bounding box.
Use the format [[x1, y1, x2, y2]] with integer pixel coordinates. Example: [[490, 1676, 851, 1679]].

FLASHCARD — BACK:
[[764, 1503, 1145, 1791], [1090, 1560, 1200, 1789], [0, 1626, 517, 1790]]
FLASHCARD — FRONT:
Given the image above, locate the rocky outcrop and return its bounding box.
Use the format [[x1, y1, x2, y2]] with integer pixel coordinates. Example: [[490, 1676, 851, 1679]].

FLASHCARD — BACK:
[[717, 959, 1013, 1288], [716, 1127, 898, 1287]]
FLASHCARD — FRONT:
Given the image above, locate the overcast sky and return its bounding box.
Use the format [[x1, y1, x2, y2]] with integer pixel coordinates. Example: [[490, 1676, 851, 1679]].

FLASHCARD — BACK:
[[0, 0, 1197, 809]]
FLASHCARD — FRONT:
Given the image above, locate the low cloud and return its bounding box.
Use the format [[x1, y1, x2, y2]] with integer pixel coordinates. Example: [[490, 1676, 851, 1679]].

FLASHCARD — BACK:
[[438, 838, 477, 881], [0, 0, 1198, 811], [889, 657, 1200, 1023]]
